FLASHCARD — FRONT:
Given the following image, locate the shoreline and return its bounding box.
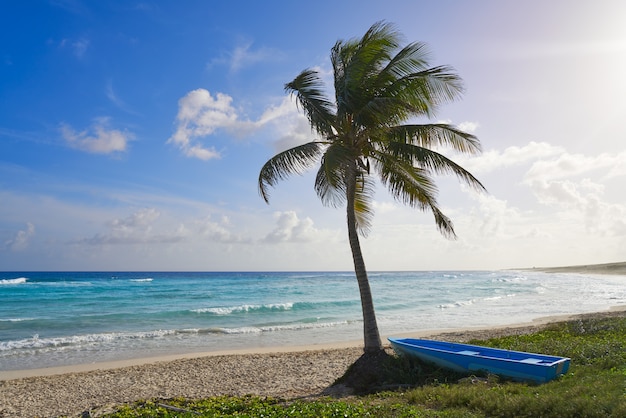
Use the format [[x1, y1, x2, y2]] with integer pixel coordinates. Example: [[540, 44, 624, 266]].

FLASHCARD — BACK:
[[519, 261, 626, 275], [1, 307, 624, 418], [2, 305, 625, 382]]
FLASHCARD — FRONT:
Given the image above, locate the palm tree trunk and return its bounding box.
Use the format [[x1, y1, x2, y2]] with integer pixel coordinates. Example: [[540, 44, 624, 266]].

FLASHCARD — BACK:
[[346, 164, 383, 354]]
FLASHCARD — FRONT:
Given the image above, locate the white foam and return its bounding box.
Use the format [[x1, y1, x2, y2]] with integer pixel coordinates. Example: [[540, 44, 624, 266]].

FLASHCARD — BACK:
[[0, 329, 179, 352], [0, 277, 27, 285], [217, 319, 352, 335], [438, 298, 476, 309], [192, 302, 294, 315], [0, 318, 34, 322]]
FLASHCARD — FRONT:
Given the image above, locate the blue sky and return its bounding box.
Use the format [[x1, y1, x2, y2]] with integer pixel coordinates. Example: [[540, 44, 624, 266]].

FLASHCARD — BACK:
[[2, 0, 626, 271]]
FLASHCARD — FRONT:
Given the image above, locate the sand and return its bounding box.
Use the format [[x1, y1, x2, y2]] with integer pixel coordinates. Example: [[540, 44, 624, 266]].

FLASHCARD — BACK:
[[1, 307, 625, 418], [522, 261, 626, 275]]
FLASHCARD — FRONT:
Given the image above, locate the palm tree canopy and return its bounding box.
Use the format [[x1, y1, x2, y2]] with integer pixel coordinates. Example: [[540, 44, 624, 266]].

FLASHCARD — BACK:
[[259, 20, 485, 238]]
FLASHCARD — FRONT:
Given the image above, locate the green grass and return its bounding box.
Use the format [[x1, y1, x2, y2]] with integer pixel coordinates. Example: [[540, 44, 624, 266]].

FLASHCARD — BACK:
[[97, 315, 626, 418]]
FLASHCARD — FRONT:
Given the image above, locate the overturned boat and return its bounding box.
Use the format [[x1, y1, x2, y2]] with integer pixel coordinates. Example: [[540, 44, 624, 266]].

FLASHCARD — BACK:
[[388, 338, 570, 383]]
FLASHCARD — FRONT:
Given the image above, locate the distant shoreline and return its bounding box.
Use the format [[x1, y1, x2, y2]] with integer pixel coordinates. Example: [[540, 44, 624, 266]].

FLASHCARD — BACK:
[[520, 261, 626, 276]]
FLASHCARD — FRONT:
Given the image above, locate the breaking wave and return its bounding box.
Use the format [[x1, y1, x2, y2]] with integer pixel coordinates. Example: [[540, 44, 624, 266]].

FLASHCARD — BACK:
[[0, 277, 27, 285], [191, 302, 295, 315], [0, 319, 355, 354]]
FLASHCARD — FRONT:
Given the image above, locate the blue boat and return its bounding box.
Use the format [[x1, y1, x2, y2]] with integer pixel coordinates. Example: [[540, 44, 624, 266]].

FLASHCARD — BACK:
[[388, 338, 570, 383]]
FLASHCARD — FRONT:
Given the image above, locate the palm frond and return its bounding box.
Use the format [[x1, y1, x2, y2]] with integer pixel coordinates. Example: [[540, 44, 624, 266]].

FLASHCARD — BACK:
[[353, 173, 375, 235], [430, 206, 456, 239], [356, 97, 408, 128], [354, 45, 464, 126], [385, 142, 486, 192], [379, 41, 431, 80], [333, 21, 401, 118], [374, 152, 437, 209], [314, 165, 343, 208], [351, 21, 400, 79], [388, 66, 464, 118], [313, 143, 357, 207], [285, 70, 336, 137], [373, 151, 456, 238], [389, 124, 482, 155], [258, 142, 325, 202], [331, 42, 353, 119]]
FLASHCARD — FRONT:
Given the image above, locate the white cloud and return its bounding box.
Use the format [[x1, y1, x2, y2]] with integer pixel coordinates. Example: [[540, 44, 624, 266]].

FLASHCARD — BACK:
[[470, 193, 521, 238], [419, 137, 626, 267], [82, 208, 177, 245], [79, 208, 250, 246], [457, 121, 480, 133], [525, 151, 626, 181], [229, 42, 278, 72], [194, 215, 250, 243], [167, 89, 237, 160], [507, 148, 626, 237], [458, 141, 564, 174], [527, 178, 594, 207], [169, 90, 311, 159], [525, 177, 626, 236], [263, 97, 315, 152], [4, 222, 35, 251], [207, 42, 283, 73], [257, 96, 297, 125], [109, 207, 160, 231], [61, 118, 133, 154], [456, 142, 626, 193], [263, 211, 325, 243], [372, 200, 397, 215], [105, 80, 137, 115]]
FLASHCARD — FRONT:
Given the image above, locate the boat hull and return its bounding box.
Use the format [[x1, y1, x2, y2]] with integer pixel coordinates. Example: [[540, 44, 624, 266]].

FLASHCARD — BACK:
[[388, 338, 570, 383]]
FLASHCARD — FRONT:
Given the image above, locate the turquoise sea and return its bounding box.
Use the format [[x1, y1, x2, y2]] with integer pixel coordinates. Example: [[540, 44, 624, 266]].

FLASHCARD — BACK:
[[1, 271, 624, 371]]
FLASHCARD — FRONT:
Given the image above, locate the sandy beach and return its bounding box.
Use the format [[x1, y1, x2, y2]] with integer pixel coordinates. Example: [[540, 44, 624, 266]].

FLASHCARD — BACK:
[[1, 307, 624, 418], [523, 261, 626, 275]]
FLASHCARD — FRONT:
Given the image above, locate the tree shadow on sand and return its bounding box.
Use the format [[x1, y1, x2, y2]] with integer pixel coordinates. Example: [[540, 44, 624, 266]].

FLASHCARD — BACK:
[[323, 349, 468, 396]]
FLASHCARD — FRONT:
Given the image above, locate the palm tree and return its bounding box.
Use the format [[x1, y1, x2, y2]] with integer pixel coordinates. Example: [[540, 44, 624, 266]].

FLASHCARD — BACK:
[[259, 21, 486, 355]]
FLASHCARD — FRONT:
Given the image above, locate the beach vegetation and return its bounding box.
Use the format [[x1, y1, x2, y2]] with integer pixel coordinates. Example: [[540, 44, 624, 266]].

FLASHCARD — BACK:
[[258, 21, 485, 356], [101, 315, 626, 417]]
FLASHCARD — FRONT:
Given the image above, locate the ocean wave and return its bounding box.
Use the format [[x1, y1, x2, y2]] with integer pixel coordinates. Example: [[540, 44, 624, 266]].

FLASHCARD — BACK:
[[191, 302, 294, 315], [130, 278, 153, 282], [438, 293, 518, 309], [207, 320, 354, 335], [284, 273, 328, 279], [485, 293, 516, 300], [30, 280, 94, 287], [0, 329, 179, 352], [0, 277, 27, 285], [190, 300, 356, 316], [0, 319, 355, 354], [438, 299, 476, 309], [492, 276, 527, 283], [258, 320, 354, 332], [0, 317, 35, 322]]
